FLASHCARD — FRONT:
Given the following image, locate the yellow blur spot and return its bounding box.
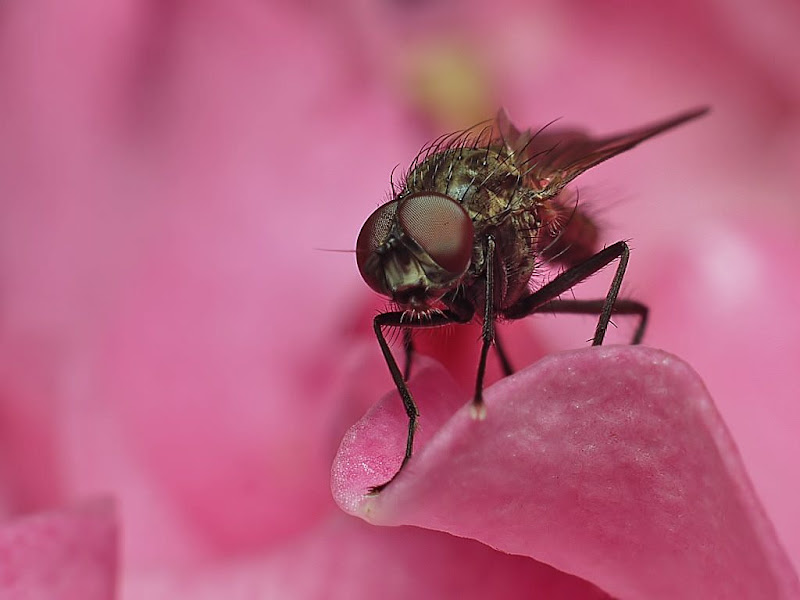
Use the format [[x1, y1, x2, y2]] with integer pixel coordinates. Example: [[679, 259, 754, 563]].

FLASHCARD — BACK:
[[405, 41, 494, 130]]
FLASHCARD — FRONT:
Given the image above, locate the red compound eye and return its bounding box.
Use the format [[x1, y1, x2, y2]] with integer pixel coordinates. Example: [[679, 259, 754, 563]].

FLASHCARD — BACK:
[[356, 200, 397, 293], [398, 193, 474, 274]]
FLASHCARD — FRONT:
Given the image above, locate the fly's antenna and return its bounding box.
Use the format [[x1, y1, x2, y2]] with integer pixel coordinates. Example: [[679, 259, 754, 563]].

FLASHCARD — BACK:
[[389, 164, 402, 197]]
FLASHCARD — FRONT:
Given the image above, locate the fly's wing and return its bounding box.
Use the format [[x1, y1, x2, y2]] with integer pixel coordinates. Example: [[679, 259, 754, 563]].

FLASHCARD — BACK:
[[496, 107, 709, 194]]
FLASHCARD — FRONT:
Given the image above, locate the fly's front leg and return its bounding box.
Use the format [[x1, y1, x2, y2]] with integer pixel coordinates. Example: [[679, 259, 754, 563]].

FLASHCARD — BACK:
[[504, 241, 635, 345], [370, 310, 465, 494]]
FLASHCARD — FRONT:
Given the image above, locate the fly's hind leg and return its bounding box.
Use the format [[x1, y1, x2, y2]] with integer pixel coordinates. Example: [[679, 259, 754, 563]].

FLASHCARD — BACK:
[[537, 298, 648, 344], [503, 241, 642, 345]]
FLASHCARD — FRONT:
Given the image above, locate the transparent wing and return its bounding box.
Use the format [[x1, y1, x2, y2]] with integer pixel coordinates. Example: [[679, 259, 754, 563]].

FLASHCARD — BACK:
[[496, 107, 709, 194]]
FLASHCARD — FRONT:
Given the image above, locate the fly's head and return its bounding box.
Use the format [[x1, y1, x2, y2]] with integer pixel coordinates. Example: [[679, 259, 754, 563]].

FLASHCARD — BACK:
[[356, 192, 474, 312]]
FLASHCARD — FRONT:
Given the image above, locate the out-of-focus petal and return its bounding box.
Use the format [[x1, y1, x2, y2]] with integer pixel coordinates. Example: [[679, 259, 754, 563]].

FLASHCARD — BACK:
[[0, 499, 118, 600], [333, 347, 800, 599], [122, 513, 611, 600], [0, 0, 414, 563]]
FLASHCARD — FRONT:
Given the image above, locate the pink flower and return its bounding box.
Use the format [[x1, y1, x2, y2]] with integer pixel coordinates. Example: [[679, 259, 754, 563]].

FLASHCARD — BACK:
[[0, 0, 798, 598]]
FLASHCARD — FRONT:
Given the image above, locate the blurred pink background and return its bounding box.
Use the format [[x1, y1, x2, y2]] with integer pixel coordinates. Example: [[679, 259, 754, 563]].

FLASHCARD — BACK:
[[0, 0, 798, 597]]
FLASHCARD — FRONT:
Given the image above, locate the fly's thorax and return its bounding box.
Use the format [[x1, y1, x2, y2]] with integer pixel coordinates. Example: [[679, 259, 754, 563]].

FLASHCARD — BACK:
[[405, 147, 532, 224]]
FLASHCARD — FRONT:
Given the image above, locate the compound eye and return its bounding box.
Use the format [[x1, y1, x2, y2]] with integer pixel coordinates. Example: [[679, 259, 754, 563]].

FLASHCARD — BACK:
[[356, 200, 397, 293], [398, 193, 474, 274]]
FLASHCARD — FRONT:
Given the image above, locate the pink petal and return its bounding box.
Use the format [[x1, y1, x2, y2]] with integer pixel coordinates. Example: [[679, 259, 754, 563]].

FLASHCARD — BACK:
[[636, 222, 800, 570], [333, 347, 800, 599], [122, 513, 611, 600], [0, 499, 118, 600]]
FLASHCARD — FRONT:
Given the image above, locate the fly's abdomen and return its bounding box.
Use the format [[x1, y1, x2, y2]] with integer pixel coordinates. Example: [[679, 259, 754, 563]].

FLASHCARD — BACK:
[[536, 195, 599, 268]]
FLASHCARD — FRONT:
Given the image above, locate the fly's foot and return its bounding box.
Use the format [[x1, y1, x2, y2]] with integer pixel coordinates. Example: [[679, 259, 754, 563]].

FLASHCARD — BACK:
[[470, 400, 487, 421], [367, 470, 399, 496], [366, 483, 387, 496]]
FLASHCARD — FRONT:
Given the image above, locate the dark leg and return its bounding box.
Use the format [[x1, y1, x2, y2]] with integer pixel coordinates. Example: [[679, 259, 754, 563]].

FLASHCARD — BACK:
[[493, 328, 515, 376], [402, 328, 414, 381], [472, 236, 498, 418], [537, 298, 649, 344], [370, 309, 467, 494], [503, 241, 633, 345]]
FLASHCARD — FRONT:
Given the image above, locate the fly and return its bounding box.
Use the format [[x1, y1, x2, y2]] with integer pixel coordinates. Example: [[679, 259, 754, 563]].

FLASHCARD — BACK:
[[356, 107, 709, 493]]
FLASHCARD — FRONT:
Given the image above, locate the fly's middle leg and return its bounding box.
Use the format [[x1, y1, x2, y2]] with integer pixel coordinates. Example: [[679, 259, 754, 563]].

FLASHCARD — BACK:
[[472, 235, 499, 420], [493, 329, 515, 377], [402, 328, 413, 381]]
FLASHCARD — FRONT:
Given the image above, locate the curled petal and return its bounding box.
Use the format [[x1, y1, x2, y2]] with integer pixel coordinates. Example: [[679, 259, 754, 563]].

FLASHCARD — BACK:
[[333, 347, 800, 599]]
